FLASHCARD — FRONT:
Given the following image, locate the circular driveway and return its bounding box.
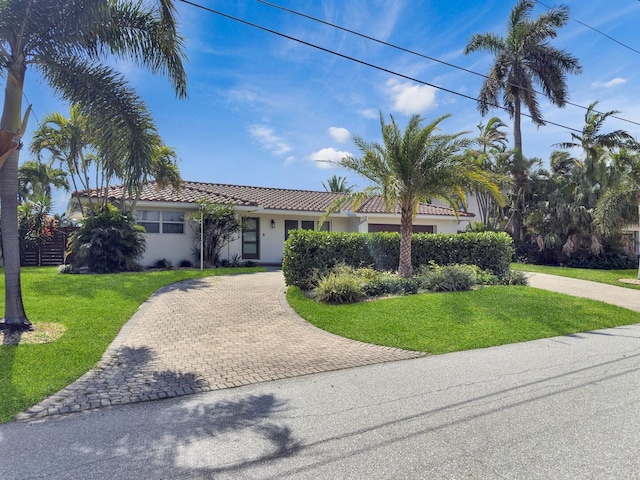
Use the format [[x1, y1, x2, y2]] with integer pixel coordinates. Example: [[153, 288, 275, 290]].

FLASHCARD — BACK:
[[17, 271, 424, 420]]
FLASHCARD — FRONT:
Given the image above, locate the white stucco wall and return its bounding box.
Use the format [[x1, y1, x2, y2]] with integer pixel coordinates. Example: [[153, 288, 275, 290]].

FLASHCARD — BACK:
[[137, 207, 471, 267], [362, 214, 471, 234]]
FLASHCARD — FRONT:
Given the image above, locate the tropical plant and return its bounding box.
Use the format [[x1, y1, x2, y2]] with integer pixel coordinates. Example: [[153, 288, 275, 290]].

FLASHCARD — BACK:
[[0, 0, 187, 328], [331, 113, 503, 277], [526, 103, 638, 263], [18, 160, 69, 203], [17, 195, 57, 263], [31, 108, 183, 214], [464, 0, 581, 242], [67, 204, 147, 273], [322, 175, 352, 193], [594, 151, 640, 278], [466, 117, 512, 229], [188, 201, 242, 267]]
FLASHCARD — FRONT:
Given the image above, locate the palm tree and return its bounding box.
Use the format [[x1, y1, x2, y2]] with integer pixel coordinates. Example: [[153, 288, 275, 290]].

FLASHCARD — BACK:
[[464, 0, 581, 242], [18, 160, 69, 203], [336, 113, 503, 277], [0, 0, 187, 329], [31, 107, 95, 215], [594, 151, 640, 278], [322, 175, 352, 193], [553, 102, 636, 256], [467, 117, 511, 229]]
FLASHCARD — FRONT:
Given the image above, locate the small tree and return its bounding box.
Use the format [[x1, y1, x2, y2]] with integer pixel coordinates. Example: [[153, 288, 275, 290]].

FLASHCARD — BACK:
[[189, 201, 241, 267], [18, 195, 56, 264], [67, 204, 146, 273]]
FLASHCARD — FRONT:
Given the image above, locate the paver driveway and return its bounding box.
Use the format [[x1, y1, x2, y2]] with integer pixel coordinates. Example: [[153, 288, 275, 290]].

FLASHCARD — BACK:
[[17, 271, 425, 420]]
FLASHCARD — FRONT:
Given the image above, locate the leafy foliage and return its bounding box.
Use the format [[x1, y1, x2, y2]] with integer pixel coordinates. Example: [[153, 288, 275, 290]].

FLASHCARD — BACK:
[[67, 205, 146, 273], [333, 112, 503, 277], [283, 229, 514, 289], [418, 264, 478, 292], [188, 201, 241, 267], [313, 271, 366, 304]]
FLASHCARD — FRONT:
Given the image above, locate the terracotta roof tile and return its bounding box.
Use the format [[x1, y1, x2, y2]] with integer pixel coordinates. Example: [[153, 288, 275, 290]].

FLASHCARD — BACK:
[[74, 181, 473, 217]]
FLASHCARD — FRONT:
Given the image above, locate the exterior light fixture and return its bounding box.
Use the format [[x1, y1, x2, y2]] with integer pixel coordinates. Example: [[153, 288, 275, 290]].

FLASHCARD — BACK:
[[271, 219, 276, 229]]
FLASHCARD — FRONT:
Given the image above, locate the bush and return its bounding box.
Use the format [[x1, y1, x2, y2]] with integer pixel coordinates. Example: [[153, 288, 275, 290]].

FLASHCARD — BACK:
[[500, 269, 529, 286], [564, 252, 637, 270], [283, 230, 514, 288], [153, 258, 173, 270], [363, 274, 420, 296], [313, 271, 365, 304], [179, 259, 193, 268], [67, 205, 146, 273], [420, 264, 477, 292]]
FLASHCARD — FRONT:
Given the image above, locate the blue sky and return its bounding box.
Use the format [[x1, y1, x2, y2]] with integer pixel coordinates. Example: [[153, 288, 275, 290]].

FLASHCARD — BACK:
[[20, 0, 640, 212]]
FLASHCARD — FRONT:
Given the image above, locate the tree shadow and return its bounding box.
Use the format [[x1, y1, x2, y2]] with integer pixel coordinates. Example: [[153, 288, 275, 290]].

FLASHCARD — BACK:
[[9, 392, 302, 479]]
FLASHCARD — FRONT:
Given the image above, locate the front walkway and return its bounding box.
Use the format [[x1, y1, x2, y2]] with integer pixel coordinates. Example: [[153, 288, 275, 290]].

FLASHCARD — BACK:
[[526, 272, 640, 312], [16, 272, 425, 420]]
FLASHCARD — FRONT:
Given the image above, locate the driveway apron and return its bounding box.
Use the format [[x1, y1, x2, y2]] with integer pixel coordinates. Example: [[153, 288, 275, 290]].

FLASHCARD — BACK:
[[17, 271, 424, 420]]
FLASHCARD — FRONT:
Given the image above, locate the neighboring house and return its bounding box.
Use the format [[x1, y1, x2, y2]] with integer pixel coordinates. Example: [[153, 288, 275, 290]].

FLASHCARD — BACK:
[[68, 181, 474, 267]]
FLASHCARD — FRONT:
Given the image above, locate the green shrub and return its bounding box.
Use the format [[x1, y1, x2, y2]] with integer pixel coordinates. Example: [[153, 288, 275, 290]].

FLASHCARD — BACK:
[[421, 264, 477, 292], [363, 274, 420, 296], [500, 269, 529, 286], [313, 271, 366, 304], [179, 259, 193, 268], [283, 230, 372, 289], [283, 230, 514, 289], [67, 205, 146, 273]]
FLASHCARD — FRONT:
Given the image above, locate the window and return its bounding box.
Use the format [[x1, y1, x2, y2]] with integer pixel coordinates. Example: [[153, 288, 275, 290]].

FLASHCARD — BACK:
[[242, 217, 259, 259], [137, 210, 184, 234], [284, 219, 329, 240]]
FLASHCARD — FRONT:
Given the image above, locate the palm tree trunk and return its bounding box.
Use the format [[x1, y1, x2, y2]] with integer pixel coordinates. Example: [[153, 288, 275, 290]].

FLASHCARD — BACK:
[[0, 66, 30, 328], [398, 206, 413, 277], [511, 98, 523, 243]]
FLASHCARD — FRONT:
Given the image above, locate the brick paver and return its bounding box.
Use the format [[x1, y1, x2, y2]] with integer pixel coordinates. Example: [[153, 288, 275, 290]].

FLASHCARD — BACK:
[[17, 271, 425, 420]]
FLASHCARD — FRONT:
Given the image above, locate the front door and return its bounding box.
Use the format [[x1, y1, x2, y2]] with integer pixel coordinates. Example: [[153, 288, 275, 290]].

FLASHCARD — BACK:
[[242, 217, 259, 259]]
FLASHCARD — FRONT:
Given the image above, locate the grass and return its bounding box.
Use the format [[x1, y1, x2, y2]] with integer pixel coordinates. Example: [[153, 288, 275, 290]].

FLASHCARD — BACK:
[[0, 266, 264, 423], [511, 263, 640, 290], [287, 285, 640, 355]]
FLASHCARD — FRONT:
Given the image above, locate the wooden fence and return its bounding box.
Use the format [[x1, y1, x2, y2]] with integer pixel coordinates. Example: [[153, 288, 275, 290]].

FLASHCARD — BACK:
[[21, 227, 77, 267]]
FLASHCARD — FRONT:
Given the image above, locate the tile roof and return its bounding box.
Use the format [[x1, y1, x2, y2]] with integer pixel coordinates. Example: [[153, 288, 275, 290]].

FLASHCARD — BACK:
[[74, 181, 473, 217]]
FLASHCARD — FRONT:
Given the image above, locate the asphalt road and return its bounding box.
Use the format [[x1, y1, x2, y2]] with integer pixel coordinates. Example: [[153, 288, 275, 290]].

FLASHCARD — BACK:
[[2, 322, 640, 479]]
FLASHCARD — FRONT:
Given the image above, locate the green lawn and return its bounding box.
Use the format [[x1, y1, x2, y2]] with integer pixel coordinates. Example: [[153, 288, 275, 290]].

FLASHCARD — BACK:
[[511, 263, 640, 290], [0, 266, 264, 423], [287, 285, 640, 354]]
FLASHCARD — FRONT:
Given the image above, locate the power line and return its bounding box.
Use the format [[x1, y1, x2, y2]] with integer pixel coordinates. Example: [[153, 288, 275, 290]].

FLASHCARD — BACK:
[[535, 0, 640, 56], [257, 0, 640, 129], [178, 0, 583, 134]]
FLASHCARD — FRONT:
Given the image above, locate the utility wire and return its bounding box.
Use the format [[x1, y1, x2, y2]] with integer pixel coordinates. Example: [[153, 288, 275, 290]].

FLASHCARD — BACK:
[[257, 0, 640, 129], [178, 0, 582, 133], [535, 0, 640, 56]]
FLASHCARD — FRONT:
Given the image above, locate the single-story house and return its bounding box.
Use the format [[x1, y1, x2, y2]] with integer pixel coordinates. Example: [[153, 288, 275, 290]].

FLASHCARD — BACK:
[[68, 181, 474, 267]]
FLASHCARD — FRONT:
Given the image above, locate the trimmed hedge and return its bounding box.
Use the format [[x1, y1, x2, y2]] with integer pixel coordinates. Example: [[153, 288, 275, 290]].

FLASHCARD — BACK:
[[283, 230, 514, 288]]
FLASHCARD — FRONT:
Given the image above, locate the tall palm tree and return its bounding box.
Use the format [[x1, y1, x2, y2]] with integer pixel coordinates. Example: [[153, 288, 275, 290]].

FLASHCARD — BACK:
[[337, 113, 503, 277], [322, 175, 352, 193], [0, 0, 187, 329], [464, 0, 581, 242]]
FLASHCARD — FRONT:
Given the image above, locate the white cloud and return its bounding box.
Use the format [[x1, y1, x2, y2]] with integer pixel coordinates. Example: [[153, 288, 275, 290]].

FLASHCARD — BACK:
[[248, 125, 292, 155], [591, 77, 627, 89], [309, 147, 352, 169], [359, 109, 379, 119], [386, 79, 437, 115], [328, 127, 351, 143], [283, 156, 295, 166]]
